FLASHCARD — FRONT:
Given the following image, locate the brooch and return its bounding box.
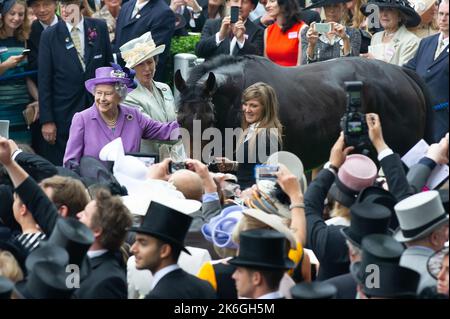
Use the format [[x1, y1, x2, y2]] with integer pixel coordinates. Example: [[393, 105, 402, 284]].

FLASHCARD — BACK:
[[65, 37, 70, 43], [126, 114, 134, 121]]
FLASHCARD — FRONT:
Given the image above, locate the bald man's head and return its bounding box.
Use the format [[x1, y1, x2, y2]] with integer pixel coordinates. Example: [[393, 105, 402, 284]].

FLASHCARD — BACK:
[[169, 170, 204, 201]]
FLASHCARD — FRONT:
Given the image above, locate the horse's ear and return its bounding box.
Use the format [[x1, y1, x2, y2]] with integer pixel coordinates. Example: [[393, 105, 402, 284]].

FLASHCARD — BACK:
[[174, 70, 187, 93], [203, 72, 217, 96]]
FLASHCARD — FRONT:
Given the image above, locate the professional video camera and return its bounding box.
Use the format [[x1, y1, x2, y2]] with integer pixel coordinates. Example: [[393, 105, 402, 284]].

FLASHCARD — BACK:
[[340, 81, 371, 154]]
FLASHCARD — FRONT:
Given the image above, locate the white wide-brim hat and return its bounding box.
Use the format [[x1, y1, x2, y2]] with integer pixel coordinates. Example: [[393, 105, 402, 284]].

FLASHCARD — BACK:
[[266, 151, 307, 193], [122, 182, 202, 216], [409, 0, 436, 15], [242, 209, 297, 249], [119, 31, 166, 69]]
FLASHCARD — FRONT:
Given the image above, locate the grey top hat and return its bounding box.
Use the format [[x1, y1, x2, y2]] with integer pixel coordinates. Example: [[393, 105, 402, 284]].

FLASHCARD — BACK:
[[394, 191, 449, 243]]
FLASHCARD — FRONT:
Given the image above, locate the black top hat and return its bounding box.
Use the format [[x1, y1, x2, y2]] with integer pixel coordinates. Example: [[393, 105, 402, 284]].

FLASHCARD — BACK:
[[290, 282, 338, 299], [14, 261, 75, 299], [351, 234, 420, 298], [305, 0, 352, 9], [25, 244, 69, 274], [128, 201, 193, 254], [341, 202, 392, 248], [228, 229, 295, 270], [356, 186, 399, 229], [0, 276, 14, 299], [360, 0, 421, 27]]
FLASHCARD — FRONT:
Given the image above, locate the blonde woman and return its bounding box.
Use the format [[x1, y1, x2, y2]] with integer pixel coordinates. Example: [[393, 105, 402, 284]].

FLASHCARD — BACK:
[[217, 82, 283, 189], [344, 0, 373, 53]]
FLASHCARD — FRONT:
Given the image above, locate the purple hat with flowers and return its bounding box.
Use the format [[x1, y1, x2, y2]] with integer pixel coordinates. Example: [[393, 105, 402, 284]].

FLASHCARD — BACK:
[[85, 64, 136, 95]]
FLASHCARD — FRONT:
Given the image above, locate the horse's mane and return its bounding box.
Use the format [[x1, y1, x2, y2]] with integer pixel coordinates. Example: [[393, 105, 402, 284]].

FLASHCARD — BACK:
[[188, 55, 248, 83]]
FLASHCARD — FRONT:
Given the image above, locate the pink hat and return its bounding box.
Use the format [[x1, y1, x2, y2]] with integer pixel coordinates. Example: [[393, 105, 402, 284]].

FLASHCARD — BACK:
[[85, 66, 135, 95], [329, 154, 378, 207]]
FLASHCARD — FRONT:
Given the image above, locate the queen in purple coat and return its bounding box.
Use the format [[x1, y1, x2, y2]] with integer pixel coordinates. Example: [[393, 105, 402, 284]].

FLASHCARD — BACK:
[[63, 66, 180, 167]]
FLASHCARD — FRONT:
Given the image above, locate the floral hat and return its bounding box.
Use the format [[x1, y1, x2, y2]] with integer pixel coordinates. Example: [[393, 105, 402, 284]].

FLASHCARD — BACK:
[[85, 64, 136, 95], [119, 32, 166, 69]]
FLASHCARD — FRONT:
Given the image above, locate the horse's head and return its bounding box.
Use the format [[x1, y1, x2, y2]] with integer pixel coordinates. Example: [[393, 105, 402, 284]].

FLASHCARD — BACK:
[[175, 70, 217, 133]]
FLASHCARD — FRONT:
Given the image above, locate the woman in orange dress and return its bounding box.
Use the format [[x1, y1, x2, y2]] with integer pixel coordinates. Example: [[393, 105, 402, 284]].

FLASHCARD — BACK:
[[264, 0, 306, 66]]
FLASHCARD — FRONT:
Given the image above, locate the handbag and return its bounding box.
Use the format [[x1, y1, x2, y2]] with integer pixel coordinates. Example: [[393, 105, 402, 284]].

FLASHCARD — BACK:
[[22, 104, 36, 128]]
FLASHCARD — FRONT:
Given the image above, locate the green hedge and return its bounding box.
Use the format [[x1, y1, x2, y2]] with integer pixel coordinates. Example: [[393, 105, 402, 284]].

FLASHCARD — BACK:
[[164, 34, 201, 88]]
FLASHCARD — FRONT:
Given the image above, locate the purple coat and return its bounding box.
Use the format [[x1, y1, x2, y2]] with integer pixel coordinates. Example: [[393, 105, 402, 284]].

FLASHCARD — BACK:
[[63, 104, 180, 166]]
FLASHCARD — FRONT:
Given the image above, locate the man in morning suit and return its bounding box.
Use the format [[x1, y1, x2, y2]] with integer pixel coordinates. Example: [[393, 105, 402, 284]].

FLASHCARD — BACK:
[[38, 0, 113, 165], [195, 0, 264, 59], [113, 0, 175, 81], [404, 0, 449, 143], [74, 189, 132, 299], [26, 0, 59, 156], [229, 229, 294, 299], [129, 197, 217, 299]]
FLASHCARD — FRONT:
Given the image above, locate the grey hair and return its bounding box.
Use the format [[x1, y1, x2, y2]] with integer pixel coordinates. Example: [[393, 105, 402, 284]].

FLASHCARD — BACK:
[[346, 240, 362, 257], [114, 82, 128, 102]]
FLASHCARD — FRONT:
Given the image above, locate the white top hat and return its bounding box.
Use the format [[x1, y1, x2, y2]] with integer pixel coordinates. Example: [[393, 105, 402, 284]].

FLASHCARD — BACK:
[[119, 32, 166, 69], [394, 191, 449, 242]]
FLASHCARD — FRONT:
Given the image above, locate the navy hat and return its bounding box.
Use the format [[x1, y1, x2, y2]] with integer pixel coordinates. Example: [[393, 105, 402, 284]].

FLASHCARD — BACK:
[[305, 0, 352, 9], [14, 261, 75, 299], [228, 229, 295, 270], [351, 234, 420, 298], [290, 282, 337, 299], [0, 276, 14, 299], [0, 227, 27, 274], [26, 0, 56, 6], [341, 202, 392, 248], [129, 201, 193, 254], [360, 0, 421, 27]]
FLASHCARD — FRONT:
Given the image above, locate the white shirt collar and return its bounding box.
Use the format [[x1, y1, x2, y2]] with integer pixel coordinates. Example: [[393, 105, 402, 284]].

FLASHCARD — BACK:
[[257, 291, 283, 299], [136, 0, 149, 11], [39, 15, 58, 29], [438, 32, 449, 46], [151, 264, 180, 290], [87, 249, 108, 259], [65, 17, 85, 33]]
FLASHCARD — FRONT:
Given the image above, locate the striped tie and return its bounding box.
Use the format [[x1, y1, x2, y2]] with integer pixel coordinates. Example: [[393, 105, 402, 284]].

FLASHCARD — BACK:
[[71, 27, 85, 70]]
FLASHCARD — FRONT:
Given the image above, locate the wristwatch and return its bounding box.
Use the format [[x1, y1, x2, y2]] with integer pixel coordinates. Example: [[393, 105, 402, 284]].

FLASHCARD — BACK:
[[324, 161, 339, 175]]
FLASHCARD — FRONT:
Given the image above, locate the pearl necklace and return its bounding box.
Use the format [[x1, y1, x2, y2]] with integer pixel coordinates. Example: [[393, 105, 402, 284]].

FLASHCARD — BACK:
[[103, 114, 118, 127]]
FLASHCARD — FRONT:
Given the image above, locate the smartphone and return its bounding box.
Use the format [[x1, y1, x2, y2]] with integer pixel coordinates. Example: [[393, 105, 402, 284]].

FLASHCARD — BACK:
[[314, 23, 332, 34], [230, 6, 240, 23], [255, 165, 279, 182], [22, 49, 31, 56], [169, 161, 187, 174]]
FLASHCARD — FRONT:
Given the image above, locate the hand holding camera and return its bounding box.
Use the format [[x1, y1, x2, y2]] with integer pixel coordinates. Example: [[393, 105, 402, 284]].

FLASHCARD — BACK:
[[274, 164, 303, 203], [366, 113, 388, 153], [329, 132, 355, 169], [306, 22, 320, 47]]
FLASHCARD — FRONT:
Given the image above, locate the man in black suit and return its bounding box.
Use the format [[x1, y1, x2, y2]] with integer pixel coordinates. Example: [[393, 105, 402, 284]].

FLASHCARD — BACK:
[[113, 0, 175, 81], [38, 0, 113, 165], [26, 0, 59, 156], [74, 189, 132, 299], [196, 0, 264, 58], [129, 199, 216, 299], [229, 229, 293, 299]]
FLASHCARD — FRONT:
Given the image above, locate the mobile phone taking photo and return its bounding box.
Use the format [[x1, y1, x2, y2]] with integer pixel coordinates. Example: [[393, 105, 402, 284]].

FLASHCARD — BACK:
[[314, 23, 332, 34], [22, 49, 31, 56], [230, 6, 239, 23], [169, 161, 187, 174]]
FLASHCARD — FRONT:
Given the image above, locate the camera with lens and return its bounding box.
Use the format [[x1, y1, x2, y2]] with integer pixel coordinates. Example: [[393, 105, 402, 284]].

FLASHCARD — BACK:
[[340, 81, 371, 153]]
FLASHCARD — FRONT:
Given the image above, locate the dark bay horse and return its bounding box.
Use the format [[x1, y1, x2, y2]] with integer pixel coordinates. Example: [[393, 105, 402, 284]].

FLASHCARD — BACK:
[[175, 55, 429, 170]]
